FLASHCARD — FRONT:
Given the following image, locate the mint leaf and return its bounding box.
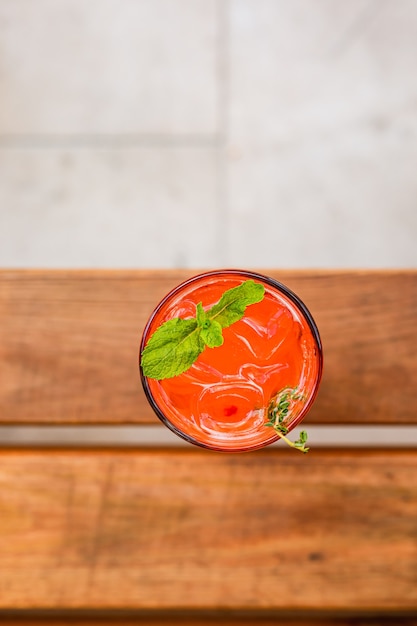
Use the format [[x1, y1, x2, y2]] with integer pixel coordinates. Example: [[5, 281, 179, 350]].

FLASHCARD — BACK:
[[196, 302, 224, 348], [200, 319, 224, 348], [196, 302, 208, 328], [207, 279, 265, 328], [141, 279, 265, 380], [141, 317, 204, 380]]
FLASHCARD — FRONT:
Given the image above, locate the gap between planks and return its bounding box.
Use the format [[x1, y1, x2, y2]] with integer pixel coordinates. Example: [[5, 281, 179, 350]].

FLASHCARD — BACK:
[[0, 425, 416, 448]]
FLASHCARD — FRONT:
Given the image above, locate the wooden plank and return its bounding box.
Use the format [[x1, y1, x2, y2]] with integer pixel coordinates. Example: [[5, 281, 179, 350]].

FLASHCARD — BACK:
[[0, 269, 179, 425], [292, 270, 417, 426], [0, 269, 416, 425], [0, 448, 415, 611]]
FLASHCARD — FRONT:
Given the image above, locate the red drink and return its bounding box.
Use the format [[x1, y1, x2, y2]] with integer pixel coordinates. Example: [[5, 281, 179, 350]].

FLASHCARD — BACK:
[[140, 270, 322, 451]]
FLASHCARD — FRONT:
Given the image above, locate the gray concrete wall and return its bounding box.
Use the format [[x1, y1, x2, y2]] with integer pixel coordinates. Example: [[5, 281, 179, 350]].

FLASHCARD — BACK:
[[1, 0, 416, 269]]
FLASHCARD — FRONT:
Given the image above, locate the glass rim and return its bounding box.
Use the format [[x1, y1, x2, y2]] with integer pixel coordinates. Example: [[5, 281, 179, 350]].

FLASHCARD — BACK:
[[139, 268, 323, 452]]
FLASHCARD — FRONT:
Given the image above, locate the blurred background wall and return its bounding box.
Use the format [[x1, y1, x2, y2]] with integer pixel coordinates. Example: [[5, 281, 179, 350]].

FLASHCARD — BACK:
[[0, 0, 416, 270]]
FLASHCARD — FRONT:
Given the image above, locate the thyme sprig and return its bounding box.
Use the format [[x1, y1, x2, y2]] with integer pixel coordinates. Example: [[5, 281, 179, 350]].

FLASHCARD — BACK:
[[265, 387, 309, 453]]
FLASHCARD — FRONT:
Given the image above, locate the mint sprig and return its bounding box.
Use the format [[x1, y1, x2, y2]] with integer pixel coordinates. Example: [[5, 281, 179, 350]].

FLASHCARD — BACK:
[[141, 279, 265, 380]]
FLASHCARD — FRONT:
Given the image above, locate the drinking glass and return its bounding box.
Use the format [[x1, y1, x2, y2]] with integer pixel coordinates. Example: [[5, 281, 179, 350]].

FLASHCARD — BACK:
[[140, 269, 323, 452]]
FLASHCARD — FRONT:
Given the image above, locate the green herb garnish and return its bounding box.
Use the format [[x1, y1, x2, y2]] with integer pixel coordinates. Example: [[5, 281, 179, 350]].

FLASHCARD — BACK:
[[266, 387, 310, 453], [141, 279, 265, 380]]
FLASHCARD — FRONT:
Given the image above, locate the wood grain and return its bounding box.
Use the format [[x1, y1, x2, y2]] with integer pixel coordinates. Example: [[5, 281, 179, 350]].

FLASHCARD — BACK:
[[1, 617, 417, 625], [0, 448, 415, 611], [0, 269, 416, 425]]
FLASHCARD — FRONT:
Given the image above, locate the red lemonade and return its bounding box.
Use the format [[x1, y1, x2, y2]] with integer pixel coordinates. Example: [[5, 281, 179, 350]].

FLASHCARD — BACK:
[[140, 270, 322, 451]]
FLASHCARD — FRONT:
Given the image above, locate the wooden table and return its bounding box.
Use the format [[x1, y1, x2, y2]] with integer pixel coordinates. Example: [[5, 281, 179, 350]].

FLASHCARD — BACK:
[[0, 269, 416, 625]]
